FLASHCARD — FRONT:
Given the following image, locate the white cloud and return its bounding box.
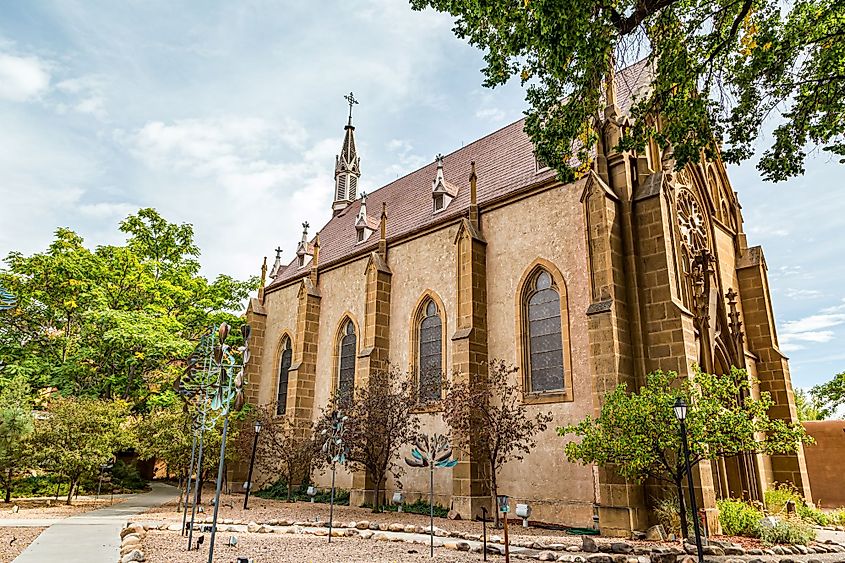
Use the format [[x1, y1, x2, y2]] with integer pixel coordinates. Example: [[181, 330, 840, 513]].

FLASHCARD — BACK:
[[56, 76, 108, 119], [784, 288, 823, 300], [0, 52, 51, 101], [779, 300, 845, 352], [475, 107, 506, 122], [746, 224, 790, 237]]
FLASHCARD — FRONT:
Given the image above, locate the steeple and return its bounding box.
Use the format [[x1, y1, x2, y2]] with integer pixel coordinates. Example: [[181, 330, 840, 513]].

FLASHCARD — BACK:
[[333, 92, 362, 216]]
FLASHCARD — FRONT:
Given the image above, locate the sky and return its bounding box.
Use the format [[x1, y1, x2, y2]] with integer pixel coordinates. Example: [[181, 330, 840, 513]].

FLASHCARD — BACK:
[[1, 1, 843, 393]]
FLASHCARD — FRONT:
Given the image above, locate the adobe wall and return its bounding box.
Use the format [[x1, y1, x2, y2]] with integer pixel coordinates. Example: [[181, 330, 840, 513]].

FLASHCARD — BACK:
[[802, 420, 845, 508]]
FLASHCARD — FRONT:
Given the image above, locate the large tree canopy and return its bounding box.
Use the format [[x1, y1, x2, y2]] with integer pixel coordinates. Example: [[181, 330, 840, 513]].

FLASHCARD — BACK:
[[410, 0, 844, 182], [0, 208, 256, 409]]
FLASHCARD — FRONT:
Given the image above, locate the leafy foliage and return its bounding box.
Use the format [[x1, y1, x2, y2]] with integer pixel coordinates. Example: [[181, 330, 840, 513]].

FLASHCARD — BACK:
[[809, 371, 845, 418], [717, 498, 764, 536], [794, 388, 829, 421], [369, 498, 450, 518], [410, 0, 845, 182], [32, 397, 132, 504], [758, 516, 816, 545], [256, 478, 351, 505], [315, 367, 420, 512], [0, 208, 256, 408], [559, 367, 810, 536], [442, 360, 552, 525], [0, 374, 34, 501], [654, 492, 693, 537]]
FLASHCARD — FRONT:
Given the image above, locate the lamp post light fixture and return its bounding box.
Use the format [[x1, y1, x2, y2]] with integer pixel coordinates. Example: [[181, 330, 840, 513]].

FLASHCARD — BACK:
[[497, 495, 511, 563], [515, 503, 531, 528], [392, 491, 405, 512], [243, 419, 263, 510], [674, 397, 704, 563], [307, 486, 317, 503]]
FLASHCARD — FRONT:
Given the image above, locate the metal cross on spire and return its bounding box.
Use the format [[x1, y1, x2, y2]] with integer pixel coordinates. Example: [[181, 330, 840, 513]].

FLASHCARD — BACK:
[[344, 91, 359, 126]]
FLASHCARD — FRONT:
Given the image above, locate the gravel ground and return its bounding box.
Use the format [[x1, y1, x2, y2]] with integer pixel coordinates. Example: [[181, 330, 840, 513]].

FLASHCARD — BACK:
[[143, 491, 587, 543], [0, 498, 125, 520], [143, 529, 487, 562], [142, 491, 763, 550], [0, 527, 45, 562]]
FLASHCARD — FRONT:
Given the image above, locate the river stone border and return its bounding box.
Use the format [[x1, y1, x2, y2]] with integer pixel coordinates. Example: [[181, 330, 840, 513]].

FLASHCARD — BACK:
[[122, 518, 845, 562]]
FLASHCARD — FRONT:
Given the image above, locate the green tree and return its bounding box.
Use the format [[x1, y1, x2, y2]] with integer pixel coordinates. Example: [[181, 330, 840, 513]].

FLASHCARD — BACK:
[[0, 375, 35, 502], [410, 0, 844, 182], [0, 208, 255, 407], [795, 388, 830, 421], [810, 371, 845, 417], [33, 397, 132, 504], [559, 367, 810, 537]]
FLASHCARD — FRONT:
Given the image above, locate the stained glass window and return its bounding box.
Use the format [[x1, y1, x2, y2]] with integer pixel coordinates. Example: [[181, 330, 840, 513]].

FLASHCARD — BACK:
[[338, 320, 356, 400], [276, 336, 292, 415], [418, 300, 442, 402], [525, 270, 565, 392]]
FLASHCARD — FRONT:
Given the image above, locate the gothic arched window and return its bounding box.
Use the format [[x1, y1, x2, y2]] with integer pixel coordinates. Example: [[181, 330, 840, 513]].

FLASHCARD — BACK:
[[417, 300, 442, 402], [523, 269, 565, 393], [276, 336, 292, 415], [337, 319, 357, 400]]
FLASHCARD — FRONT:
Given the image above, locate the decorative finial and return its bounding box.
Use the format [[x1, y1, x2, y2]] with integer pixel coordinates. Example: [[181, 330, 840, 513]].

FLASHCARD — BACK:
[[344, 92, 359, 126], [435, 154, 444, 166], [260, 257, 268, 287], [301, 222, 310, 242], [274, 246, 282, 259]]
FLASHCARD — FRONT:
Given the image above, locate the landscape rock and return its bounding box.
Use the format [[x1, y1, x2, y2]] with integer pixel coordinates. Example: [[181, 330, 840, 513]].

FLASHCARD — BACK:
[[567, 545, 582, 552], [447, 509, 461, 520], [121, 525, 145, 539], [701, 545, 725, 557], [358, 530, 373, 539], [247, 521, 259, 533], [355, 520, 369, 529], [649, 552, 675, 563], [586, 554, 613, 563], [723, 546, 745, 555], [582, 536, 599, 553], [121, 550, 145, 563], [539, 551, 558, 561], [645, 525, 667, 542], [611, 542, 634, 554]]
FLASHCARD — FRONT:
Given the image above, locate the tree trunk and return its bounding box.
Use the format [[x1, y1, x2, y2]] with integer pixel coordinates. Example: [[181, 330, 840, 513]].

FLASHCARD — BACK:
[[176, 474, 184, 512], [123, 363, 135, 400], [491, 470, 500, 528], [676, 478, 689, 539], [66, 476, 78, 505], [4, 468, 12, 503]]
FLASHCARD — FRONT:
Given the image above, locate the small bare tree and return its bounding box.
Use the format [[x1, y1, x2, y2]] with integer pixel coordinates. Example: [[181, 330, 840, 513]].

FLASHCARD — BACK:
[[239, 406, 317, 501], [443, 360, 553, 526], [315, 367, 419, 512]]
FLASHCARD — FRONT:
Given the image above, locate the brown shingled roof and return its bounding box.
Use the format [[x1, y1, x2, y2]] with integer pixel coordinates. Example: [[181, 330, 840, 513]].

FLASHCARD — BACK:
[[268, 58, 653, 290]]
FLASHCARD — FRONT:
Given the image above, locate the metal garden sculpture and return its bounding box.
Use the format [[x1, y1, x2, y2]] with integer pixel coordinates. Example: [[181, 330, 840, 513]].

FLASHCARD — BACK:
[[0, 285, 17, 311], [321, 410, 348, 543], [405, 433, 458, 557], [174, 322, 251, 563]]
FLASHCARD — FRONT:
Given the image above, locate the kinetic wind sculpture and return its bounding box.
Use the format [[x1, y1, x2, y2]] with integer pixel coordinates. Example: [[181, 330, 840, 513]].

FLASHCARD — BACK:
[[405, 433, 458, 557], [174, 322, 251, 563], [321, 410, 348, 543], [0, 285, 17, 311]]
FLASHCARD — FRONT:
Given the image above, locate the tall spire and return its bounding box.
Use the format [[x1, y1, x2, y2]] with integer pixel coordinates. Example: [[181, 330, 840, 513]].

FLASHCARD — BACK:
[[333, 92, 362, 216]]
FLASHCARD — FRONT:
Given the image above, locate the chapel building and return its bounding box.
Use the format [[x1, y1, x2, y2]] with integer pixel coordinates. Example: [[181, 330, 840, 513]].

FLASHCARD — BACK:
[[238, 60, 811, 536]]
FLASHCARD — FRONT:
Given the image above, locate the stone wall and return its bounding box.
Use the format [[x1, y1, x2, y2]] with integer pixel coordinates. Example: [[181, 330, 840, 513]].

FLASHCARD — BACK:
[[802, 420, 845, 508]]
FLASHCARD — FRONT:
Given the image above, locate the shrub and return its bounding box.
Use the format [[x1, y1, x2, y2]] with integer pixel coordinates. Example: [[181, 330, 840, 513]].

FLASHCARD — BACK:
[[109, 461, 148, 492], [255, 478, 350, 505], [764, 483, 802, 515], [830, 509, 845, 527], [717, 498, 764, 537], [367, 498, 449, 518], [653, 493, 693, 537], [758, 516, 816, 545], [797, 504, 829, 526]]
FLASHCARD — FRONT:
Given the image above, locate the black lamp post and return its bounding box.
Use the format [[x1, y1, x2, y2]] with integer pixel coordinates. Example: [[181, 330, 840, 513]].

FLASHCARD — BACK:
[[243, 419, 262, 510], [674, 398, 704, 563]]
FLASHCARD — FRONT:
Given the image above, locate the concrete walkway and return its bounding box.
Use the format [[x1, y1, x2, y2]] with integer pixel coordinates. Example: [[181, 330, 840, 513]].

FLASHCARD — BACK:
[[13, 482, 178, 563]]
